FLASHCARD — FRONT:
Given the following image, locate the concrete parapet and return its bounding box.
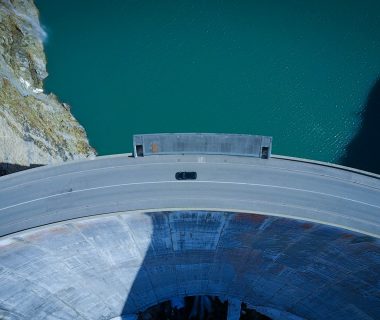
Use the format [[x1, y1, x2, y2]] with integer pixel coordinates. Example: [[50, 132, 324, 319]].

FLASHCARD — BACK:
[[133, 133, 272, 158]]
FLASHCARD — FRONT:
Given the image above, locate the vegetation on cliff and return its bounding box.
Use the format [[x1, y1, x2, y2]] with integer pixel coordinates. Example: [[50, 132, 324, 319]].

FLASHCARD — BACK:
[[0, 0, 95, 175]]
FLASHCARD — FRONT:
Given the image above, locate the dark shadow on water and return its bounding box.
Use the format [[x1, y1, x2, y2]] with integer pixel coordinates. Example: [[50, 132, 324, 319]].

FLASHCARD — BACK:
[[0, 162, 44, 176], [340, 77, 380, 174]]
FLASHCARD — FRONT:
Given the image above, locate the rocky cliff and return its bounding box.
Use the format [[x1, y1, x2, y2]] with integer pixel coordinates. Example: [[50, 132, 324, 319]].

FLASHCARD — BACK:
[[0, 0, 96, 175]]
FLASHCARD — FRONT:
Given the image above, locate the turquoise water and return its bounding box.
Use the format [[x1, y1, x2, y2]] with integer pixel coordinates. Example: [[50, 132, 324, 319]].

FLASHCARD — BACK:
[[36, 0, 380, 163]]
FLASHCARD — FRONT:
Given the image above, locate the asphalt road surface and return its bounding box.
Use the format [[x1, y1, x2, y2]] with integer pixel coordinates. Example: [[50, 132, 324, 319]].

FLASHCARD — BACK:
[[0, 154, 379, 238]]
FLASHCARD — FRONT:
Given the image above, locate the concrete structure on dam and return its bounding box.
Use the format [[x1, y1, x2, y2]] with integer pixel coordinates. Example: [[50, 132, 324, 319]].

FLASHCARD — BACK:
[[0, 134, 379, 320]]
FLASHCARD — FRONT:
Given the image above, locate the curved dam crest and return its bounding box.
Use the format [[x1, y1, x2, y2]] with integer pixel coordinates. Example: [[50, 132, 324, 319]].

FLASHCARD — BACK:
[[0, 153, 379, 319], [0, 154, 379, 238]]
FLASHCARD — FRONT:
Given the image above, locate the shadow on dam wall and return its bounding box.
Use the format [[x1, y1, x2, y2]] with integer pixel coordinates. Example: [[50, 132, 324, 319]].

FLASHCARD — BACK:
[[119, 211, 282, 320], [0, 210, 379, 319], [118, 211, 380, 320], [340, 77, 380, 174]]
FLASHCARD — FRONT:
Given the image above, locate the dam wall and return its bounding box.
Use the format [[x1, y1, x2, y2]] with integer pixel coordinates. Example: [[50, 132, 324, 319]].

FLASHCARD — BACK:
[[0, 210, 379, 320], [1, 154, 379, 238], [0, 153, 379, 319]]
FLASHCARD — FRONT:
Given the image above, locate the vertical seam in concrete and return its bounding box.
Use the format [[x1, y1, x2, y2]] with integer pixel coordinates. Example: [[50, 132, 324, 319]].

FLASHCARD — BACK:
[[289, 257, 372, 312], [259, 226, 316, 306], [0, 247, 90, 320], [166, 211, 182, 298], [167, 210, 184, 298], [105, 215, 145, 310], [207, 211, 229, 298], [116, 213, 160, 310], [236, 217, 279, 302], [66, 223, 126, 316], [11, 237, 94, 319]]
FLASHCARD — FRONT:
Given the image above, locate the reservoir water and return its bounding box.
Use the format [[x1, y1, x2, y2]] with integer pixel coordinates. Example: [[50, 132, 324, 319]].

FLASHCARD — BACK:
[[36, 0, 380, 169]]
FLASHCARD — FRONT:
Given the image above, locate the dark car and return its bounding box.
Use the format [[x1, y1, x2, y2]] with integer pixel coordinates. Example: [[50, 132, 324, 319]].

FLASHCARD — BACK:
[[175, 171, 197, 180]]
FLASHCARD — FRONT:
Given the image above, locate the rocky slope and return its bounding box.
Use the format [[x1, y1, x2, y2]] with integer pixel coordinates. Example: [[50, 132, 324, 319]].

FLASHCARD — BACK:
[[0, 0, 96, 175]]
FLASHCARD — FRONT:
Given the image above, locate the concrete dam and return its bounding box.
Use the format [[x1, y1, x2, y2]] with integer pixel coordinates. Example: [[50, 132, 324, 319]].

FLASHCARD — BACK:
[[0, 134, 379, 320]]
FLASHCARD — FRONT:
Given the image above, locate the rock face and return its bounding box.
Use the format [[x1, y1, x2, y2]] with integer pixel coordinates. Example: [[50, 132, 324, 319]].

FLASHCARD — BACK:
[[0, 0, 96, 175]]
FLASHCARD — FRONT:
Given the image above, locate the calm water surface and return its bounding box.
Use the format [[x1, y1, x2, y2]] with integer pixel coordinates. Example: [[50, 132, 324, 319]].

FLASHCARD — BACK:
[[36, 0, 380, 165]]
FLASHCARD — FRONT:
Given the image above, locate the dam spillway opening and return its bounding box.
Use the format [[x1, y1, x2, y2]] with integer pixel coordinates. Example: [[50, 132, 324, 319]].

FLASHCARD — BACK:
[[0, 210, 379, 320], [137, 296, 272, 320]]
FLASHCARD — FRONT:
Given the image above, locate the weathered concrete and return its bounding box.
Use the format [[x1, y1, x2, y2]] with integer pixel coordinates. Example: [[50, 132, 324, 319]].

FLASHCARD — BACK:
[[227, 298, 242, 320], [0, 211, 379, 320], [0, 154, 380, 319], [133, 133, 272, 158]]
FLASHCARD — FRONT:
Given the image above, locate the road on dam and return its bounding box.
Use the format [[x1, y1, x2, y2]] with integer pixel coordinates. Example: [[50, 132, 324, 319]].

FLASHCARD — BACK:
[[0, 154, 379, 238]]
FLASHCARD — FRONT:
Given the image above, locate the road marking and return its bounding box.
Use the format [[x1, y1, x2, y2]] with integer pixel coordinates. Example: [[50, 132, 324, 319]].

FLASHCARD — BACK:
[[0, 180, 379, 212], [2, 158, 379, 192]]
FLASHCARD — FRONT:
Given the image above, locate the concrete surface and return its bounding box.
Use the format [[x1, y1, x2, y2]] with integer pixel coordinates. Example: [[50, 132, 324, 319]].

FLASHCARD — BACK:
[[133, 133, 272, 158], [227, 298, 242, 320], [0, 211, 379, 320], [0, 154, 380, 319], [0, 154, 379, 238]]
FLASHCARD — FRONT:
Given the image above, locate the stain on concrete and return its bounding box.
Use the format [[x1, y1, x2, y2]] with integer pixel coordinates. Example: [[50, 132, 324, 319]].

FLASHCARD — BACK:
[[0, 211, 379, 320]]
